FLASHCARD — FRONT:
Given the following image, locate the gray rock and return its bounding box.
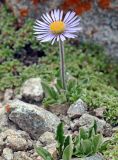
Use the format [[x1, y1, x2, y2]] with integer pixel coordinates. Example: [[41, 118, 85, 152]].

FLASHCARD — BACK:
[[0, 108, 8, 130], [6, 134, 28, 151], [77, 113, 111, 134], [112, 126, 118, 133], [0, 103, 2, 108], [20, 78, 44, 103], [35, 140, 42, 148], [103, 123, 113, 137], [8, 99, 60, 139], [4, 89, 14, 102], [5, 0, 63, 19], [13, 151, 32, 160], [67, 99, 87, 119], [70, 119, 80, 132], [93, 107, 106, 118], [72, 153, 103, 160], [0, 129, 33, 152], [39, 132, 55, 145], [47, 103, 69, 115], [2, 148, 13, 160], [0, 138, 5, 154], [44, 143, 57, 160]]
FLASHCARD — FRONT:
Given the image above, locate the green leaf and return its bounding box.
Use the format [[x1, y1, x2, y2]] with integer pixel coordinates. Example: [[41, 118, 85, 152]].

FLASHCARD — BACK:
[[62, 137, 73, 160], [93, 120, 97, 134], [99, 140, 109, 152], [92, 134, 103, 153], [36, 147, 53, 160], [67, 79, 75, 91], [79, 128, 88, 140], [64, 136, 71, 150], [88, 120, 97, 138], [81, 139, 92, 156], [56, 122, 65, 156], [55, 78, 63, 92], [42, 81, 58, 99]]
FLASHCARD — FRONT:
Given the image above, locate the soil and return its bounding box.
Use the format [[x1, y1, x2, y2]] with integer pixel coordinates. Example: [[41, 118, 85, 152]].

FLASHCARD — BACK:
[[14, 44, 46, 66]]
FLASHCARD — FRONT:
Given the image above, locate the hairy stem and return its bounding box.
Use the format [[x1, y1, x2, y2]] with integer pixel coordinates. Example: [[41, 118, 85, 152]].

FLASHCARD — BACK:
[[59, 40, 66, 90]]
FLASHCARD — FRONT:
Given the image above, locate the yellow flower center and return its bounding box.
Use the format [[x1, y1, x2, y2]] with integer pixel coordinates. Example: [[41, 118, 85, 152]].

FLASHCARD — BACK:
[[50, 21, 65, 34]]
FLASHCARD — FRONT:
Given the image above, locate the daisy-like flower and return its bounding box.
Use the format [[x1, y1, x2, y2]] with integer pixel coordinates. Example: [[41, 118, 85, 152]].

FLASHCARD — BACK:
[[33, 9, 81, 44], [34, 9, 81, 90]]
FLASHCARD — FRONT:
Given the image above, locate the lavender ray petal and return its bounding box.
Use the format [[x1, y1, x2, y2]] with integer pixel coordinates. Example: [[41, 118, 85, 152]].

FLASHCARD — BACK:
[[64, 12, 76, 23], [59, 10, 63, 21], [63, 11, 71, 22]]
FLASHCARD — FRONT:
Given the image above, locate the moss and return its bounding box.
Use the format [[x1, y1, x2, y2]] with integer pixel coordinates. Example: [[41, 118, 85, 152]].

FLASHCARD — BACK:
[[103, 132, 118, 160]]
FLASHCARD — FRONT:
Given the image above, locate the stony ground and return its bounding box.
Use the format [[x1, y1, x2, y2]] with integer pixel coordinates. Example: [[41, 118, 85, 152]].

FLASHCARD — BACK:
[[0, 77, 117, 160]]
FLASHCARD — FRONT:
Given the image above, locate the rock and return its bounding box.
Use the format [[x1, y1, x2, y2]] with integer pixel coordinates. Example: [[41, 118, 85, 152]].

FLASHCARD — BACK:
[[39, 132, 55, 145], [2, 148, 13, 160], [103, 123, 113, 137], [35, 140, 42, 148], [112, 126, 118, 133], [4, 89, 14, 102], [0, 129, 33, 152], [29, 150, 39, 160], [71, 153, 103, 160], [93, 107, 106, 118], [77, 113, 112, 134], [0, 103, 2, 108], [20, 78, 44, 103], [8, 99, 60, 139], [6, 134, 28, 151], [13, 151, 32, 160], [0, 138, 5, 154], [44, 143, 57, 160], [5, 0, 63, 20], [36, 157, 43, 160], [46, 103, 69, 115], [0, 106, 17, 131], [0, 108, 8, 130], [70, 119, 80, 132], [67, 99, 87, 119]]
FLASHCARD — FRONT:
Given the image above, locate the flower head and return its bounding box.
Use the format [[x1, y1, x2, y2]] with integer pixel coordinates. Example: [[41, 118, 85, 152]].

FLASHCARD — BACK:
[[33, 9, 81, 44]]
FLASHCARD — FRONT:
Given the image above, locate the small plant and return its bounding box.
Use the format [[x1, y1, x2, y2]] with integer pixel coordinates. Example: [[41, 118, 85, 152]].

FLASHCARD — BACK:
[[36, 121, 107, 160], [36, 122, 73, 160], [56, 122, 73, 159], [73, 121, 106, 158], [42, 78, 80, 107]]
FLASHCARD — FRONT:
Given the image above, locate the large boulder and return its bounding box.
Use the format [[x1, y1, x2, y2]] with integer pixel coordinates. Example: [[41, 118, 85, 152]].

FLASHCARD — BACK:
[[8, 99, 60, 139]]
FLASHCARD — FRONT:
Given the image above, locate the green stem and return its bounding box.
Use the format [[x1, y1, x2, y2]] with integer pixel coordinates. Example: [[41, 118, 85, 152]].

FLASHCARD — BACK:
[[59, 40, 66, 90]]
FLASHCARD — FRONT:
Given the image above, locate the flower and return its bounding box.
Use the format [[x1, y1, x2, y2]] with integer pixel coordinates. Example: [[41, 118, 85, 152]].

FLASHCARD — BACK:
[[33, 9, 81, 44]]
